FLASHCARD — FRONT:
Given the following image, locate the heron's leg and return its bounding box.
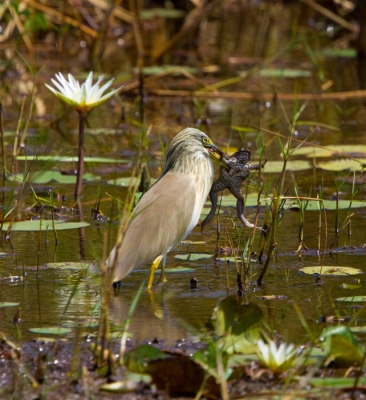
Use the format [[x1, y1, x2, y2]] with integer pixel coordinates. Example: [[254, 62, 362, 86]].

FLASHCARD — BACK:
[[157, 254, 167, 284], [148, 254, 164, 289]]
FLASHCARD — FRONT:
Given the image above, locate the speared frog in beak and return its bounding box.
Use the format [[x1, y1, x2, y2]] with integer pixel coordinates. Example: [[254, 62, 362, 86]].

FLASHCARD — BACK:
[[201, 148, 266, 231]]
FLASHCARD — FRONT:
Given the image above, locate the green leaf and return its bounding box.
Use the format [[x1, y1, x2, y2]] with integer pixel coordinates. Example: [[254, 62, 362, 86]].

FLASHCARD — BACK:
[[0, 252, 9, 256], [350, 326, 366, 333], [310, 377, 366, 389], [341, 283, 361, 290], [1, 220, 90, 231], [0, 302, 20, 308], [8, 171, 100, 184], [299, 266, 363, 276], [16, 155, 129, 163], [29, 327, 71, 335], [316, 159, 366, 172], [124, 344, 168, 374], [320, 325, 363, 367], [318, 48, 357, 58], [336, 296, 366, 302], [139, 8, 186, 19], [45, 262, 93, 270], [288, 200, 366, 210], [174, 253, 213, 261], [209, 295, 263, 337], [159, 266, 195, 273], [262, 160, 312, 172]]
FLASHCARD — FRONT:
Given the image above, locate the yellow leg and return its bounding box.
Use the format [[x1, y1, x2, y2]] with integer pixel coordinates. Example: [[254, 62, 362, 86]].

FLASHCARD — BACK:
[[148, 255, 164, 289], [157, 254, 167, 284]]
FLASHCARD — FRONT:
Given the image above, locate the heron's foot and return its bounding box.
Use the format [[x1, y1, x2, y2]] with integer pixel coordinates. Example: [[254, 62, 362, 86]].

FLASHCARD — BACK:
[[112, 280, 122, 295]]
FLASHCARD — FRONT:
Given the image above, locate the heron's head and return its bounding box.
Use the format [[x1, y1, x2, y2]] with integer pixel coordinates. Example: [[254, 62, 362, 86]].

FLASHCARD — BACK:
[[162, 128, 222, 175]]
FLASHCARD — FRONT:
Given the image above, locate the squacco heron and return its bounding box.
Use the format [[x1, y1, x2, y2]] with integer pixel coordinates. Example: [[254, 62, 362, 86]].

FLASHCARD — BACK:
[[107, 128, 222, 289]]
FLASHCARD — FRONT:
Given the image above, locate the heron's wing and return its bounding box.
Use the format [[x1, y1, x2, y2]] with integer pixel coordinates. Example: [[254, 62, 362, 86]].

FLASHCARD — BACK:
[[108, 173, 197, 281]]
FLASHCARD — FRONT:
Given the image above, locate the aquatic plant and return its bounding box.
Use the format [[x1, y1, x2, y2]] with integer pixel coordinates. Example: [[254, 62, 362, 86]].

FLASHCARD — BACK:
[[45, 71, 121, 198], [256, 339, 297, 374]]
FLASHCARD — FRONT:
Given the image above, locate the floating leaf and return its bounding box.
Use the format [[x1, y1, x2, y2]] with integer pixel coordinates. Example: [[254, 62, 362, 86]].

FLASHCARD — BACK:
[[63, 319, 99, 328], [1, 220, 90, 231], [174, 253, 213, 261], [310, 377, 366, 389], [350, 326, 366, 334], [16, 155, 129, 163], [137, 65, 197, 75], [299, 266, 363, 276], [107, 177, 157, 187], [0, 252, 9, 256], [316, 159, 366, 172], [180, 240, 207, 245], [238, 68, 312, 78], [288, 199, 366, 210], [318, 48, 357, 58], [100, 380, 144, 393], [29, 327, 71, 335], [257, 295, 287, 300], [341, 283, 361, 290], [0, 302, 20, 308], [217, 256, 244, 263], [45, 262, 93, 270], [293, 144, 366, 158], [159, 266, 195, 273], [336, 296, 366, 302], [263, 160, 312, 173], [139, 8, 186, 19], [8, 171, 100, 184]]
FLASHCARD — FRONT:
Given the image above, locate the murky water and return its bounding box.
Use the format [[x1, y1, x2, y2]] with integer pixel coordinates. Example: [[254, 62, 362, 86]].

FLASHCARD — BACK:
[[1, 1, 366, 345]]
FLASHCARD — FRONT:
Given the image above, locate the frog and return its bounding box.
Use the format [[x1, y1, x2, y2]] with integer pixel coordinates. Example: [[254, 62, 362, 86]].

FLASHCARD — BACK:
[[201, 148, 266, 231]]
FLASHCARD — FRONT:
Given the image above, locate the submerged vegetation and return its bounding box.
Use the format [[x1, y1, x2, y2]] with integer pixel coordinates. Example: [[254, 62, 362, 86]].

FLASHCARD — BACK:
[[1, 0, 366, 398]]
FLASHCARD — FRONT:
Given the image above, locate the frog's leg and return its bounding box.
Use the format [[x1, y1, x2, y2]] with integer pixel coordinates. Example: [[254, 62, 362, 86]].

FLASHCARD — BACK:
[[201, 190, 218, 232], [229, 185, 255, 228]]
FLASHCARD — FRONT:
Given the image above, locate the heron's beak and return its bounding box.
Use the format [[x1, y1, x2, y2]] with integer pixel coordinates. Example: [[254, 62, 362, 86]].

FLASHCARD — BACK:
[[204, 141, 223, 163]]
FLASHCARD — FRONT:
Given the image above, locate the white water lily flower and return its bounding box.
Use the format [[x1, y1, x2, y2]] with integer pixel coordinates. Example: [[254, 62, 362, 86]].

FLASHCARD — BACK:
[[257, 339, 297, 373], [45, 71, 121, 113]]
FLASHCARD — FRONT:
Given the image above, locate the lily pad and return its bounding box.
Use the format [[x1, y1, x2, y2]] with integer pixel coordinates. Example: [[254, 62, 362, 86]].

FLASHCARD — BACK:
[[107, 177, 157, 187], [1, 220, 90, 231], [157, 266, 195, 273], [238, 68, 312, 78], [0, 302, 20, 308], [288, 200, 366, 210], [318, 48, 357, 58], [174, 253, 213, 261], [8, 171, 100, 184], [299, 266, 363, 276], [29, 327, 71, 335], [350, 326, 366, 333], [316, 159, 366, 172], [63, 318, 99, 328], [45, 262, 93, 270], [263, 160, 312, 173], [16, 155, 129, 163], [310, 377, 366, 389], [0, 252, 9, 256], [336, 296, 366, 302]]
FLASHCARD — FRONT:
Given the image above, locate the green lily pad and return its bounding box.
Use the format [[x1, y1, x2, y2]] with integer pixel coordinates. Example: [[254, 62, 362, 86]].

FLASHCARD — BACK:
[[137, 65, 198, 75], [45, 262, 93, 270], [239, 68, 312, 78], [350, 326, 366, 333], [217, 256, 244, 263], [157, 266, 195, 273], [288, 200, 366, 210], [8, 171, 100, 184], [310, 377, 366, 388], [341, 283, 361, 290], [139, 8, 186, 19], [107, 177, 157, 187], [316, 159, 366, 171], [174, 253, 213, 261], [0, 302, 20, 308], [318, 48, 357, 58], [1, 220, 90, 231], [336, 296, 366, 302], [293, 144, 366, 158], [263, 160, 312, 173], [63, 319, 99, 328], [29, 327, 71, 335], [299, 266, 363, 276], [0, 252, 9, 256], [16, 155, 129, 163], [211, 192, 261, 208]]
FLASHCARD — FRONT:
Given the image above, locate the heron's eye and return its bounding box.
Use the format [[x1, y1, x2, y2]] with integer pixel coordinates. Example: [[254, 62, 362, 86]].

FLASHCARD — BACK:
[[202, 137, 211, 145]]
